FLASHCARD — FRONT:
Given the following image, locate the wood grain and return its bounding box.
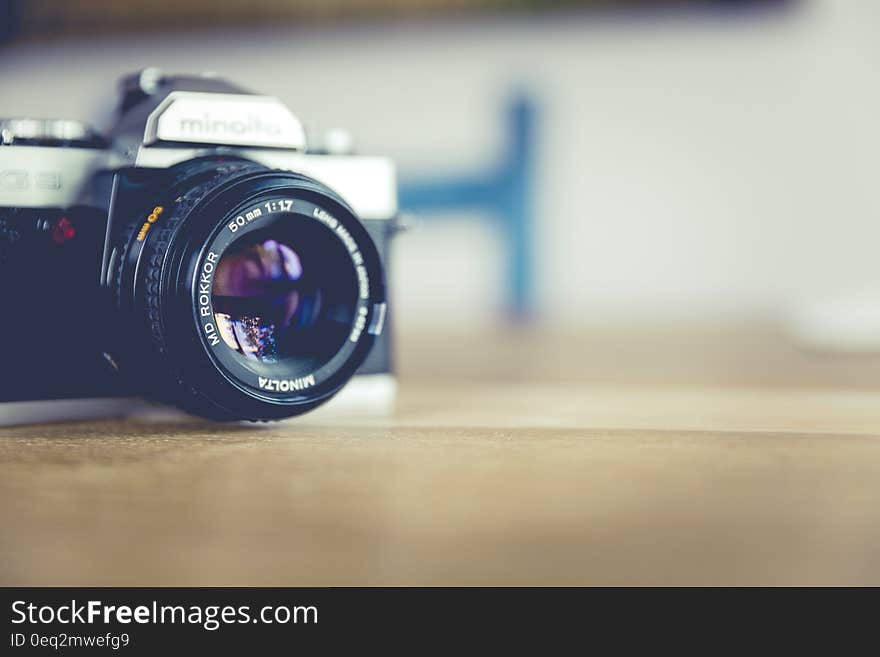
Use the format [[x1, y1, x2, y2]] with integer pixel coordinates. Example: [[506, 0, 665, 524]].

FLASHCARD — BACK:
[[3, 327, 880, 586]]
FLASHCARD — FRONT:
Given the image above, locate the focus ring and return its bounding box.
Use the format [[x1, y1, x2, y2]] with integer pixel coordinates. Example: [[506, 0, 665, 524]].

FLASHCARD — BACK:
[[141, 162, 262, 419], [118, 160, 263, 419]]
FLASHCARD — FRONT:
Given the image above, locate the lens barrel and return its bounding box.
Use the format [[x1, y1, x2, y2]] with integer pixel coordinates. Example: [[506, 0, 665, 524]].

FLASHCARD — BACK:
[[112, 158, 385, 421]]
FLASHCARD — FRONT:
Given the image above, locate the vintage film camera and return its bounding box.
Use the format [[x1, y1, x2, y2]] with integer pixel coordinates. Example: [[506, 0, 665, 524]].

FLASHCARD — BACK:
[[0, 70, 397, 425]]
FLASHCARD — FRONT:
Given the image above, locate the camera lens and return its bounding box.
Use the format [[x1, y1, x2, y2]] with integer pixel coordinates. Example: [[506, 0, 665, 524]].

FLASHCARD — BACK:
[[113, 158, 385, 421], [212, 219, 358, 380]]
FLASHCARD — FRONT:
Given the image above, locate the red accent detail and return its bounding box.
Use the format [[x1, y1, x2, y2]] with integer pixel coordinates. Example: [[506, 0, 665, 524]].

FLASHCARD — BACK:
[[51, 216, 76, 244]]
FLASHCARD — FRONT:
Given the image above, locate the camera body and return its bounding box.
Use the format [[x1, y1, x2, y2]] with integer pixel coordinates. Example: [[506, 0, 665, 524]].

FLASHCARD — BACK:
[[0, 71, 397, 425]]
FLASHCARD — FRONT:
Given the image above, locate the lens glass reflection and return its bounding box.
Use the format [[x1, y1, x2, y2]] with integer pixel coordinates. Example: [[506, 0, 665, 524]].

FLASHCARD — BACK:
[[211, 218, 358, 378]]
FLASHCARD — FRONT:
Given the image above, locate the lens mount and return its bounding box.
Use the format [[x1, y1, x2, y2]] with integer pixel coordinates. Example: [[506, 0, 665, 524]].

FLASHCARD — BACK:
[[115, 158, 386, 421]]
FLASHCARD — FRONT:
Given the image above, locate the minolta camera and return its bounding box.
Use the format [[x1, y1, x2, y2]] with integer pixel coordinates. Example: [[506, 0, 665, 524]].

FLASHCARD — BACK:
[[0, 70, 396, 425]]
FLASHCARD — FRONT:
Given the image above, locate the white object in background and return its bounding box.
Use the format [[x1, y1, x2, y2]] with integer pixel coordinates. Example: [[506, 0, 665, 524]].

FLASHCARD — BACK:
[[786, 292, 880, 353]]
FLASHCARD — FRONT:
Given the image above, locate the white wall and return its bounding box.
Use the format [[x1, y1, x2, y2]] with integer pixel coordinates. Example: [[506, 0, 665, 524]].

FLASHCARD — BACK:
[[2, 0, 879, 331]]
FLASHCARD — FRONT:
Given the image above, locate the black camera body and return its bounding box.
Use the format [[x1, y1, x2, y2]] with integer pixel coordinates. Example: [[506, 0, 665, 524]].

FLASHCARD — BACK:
[[0, 71, 397, 424]]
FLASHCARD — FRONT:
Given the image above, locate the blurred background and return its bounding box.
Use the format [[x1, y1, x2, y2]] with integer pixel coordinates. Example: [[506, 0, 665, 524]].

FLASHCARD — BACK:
[[3, 0, 880, 383]]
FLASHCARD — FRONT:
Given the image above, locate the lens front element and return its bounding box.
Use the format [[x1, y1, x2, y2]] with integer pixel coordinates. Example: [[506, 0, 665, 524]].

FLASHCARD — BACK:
[[212, 215, 359, 382]]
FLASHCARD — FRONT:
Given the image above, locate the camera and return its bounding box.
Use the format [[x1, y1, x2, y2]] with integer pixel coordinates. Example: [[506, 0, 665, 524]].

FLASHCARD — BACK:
[[0, 70, 397, 424]]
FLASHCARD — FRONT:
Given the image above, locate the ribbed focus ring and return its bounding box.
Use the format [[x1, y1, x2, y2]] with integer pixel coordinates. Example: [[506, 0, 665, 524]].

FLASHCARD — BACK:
[[116, 160, 264, 419]]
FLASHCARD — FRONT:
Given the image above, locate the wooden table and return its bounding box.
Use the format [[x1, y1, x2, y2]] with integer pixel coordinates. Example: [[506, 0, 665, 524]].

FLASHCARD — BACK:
[[4, 326, 880, 586]]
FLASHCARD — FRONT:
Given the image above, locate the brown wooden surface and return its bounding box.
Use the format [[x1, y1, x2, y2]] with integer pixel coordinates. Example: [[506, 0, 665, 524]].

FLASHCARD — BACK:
[[4, 327, 880, 586]]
